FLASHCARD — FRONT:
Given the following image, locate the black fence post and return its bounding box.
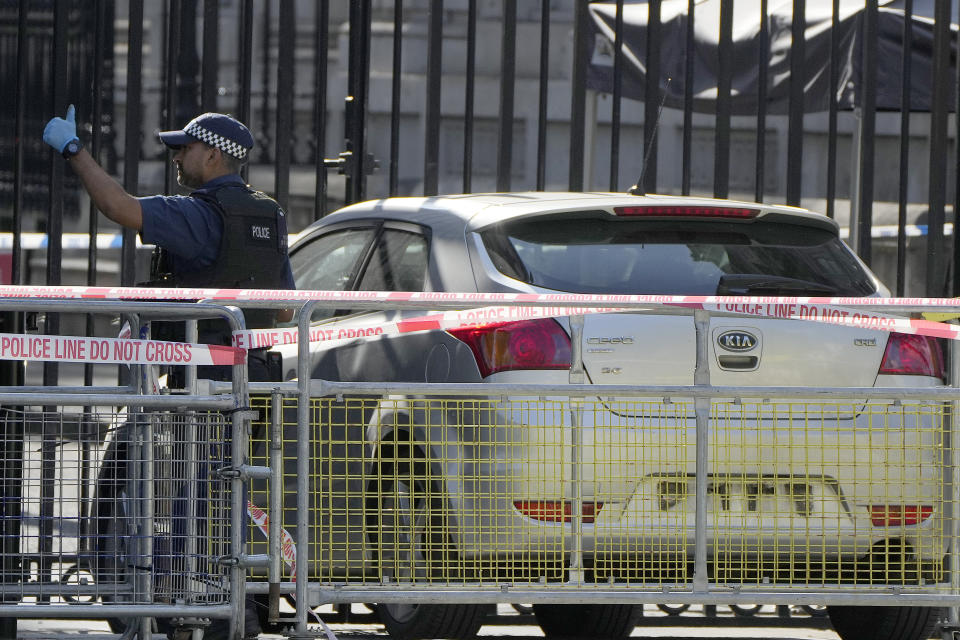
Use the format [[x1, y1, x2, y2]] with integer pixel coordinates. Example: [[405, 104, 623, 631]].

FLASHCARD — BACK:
[[785, 0, 805, 206], [463, 0, 477, 193], [274, 0, 295, 212], [389, 0, 404, 196], [200, 0, 220, 112], [569, 1, 589, 191], [680, 0, 695, 195], [609, 0, 624, 192], [345, 0, 372, 204], [856, 2, 877, 266], [643, 0, 661, 194], [496, 0, 517, 192], [535, 0, 549, 192], [927, 0, 951, 296], [423, 0, 443, 197], [313, 1, 329, 219], [714, 0, 732, 199], [121, 0, 143, 288]]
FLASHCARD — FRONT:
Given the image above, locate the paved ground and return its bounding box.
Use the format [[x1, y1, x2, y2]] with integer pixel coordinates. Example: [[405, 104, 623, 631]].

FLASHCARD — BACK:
[[15, 605, 840, 640]]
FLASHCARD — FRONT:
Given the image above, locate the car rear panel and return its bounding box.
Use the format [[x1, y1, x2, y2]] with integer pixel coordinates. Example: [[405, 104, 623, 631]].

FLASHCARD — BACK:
[[580, 313, 887, 389], [455, 199, 946, 575]]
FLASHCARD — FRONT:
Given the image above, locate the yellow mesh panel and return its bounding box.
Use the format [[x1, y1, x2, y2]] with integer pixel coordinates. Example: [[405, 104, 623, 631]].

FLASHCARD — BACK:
[[248, 396, 952, 592]]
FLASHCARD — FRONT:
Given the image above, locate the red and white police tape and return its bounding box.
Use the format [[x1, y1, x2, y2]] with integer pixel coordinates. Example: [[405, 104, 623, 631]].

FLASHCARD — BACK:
[[247, 500, 297, 578], [2, 285, 960, 365], [0, 332, 244, 366], [231, 299, 960, 350]]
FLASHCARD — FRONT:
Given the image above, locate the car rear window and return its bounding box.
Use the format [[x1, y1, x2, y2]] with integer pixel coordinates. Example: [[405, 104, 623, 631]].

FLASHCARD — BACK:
[[481, 215, 876, 296]]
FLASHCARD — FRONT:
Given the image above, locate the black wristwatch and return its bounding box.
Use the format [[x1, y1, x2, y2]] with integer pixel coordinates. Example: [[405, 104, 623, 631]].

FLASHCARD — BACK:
[[62, 139, 82, 159]]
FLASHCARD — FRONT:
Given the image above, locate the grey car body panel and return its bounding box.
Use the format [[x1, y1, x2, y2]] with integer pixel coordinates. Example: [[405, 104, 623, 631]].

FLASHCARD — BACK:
[[262, 193, 942, 577]]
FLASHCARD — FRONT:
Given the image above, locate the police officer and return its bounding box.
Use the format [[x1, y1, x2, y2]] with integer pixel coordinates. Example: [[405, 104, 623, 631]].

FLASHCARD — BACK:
[[44, 109, 285, 637], [43, 106, 294, 382]]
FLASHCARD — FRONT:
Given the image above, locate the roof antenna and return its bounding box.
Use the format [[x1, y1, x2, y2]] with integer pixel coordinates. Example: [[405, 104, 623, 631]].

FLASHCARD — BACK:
[[629, 77, 672, 196]]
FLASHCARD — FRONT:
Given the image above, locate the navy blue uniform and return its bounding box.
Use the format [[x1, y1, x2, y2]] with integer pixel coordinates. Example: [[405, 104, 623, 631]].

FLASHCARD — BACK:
[[138, 174, 295, 287], [138, 174, 294, 382]]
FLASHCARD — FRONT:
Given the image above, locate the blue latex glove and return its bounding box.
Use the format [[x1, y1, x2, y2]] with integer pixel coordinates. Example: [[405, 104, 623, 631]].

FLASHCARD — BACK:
[[43, 104, 79, 153]]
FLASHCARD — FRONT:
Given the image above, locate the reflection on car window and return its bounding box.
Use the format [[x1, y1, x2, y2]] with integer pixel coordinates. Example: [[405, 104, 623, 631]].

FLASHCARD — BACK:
[[290, 228, 375, 320], [358, 230, 429, 292], [483, 217, 875, 296]]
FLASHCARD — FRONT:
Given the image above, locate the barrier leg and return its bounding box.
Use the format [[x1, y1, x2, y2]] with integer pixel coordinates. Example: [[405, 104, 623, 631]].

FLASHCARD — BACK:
[[946, 340, 960, 639], [567, 314, 585, 584], [693, 310, 711, 594], [0, 407, 20, 640]]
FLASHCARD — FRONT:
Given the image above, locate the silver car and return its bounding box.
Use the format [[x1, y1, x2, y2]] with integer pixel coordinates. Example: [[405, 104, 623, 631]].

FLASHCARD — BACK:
[[264, 193, 946, 640]]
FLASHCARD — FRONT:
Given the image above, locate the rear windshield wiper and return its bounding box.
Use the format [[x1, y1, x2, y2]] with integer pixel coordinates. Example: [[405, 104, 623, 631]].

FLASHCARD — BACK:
[[716, 273, 839, 296]]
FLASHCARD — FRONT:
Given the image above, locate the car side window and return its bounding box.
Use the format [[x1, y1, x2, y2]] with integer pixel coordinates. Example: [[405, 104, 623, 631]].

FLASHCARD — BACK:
[[290, 228, 376, 320], [357, 229, 429, 292]]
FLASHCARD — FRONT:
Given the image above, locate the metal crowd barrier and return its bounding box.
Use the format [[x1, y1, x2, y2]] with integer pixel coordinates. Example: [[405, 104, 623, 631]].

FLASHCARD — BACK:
[[0, 300, 256, 639], [4, 295, 960, 640], [228, 298, 960, 638]]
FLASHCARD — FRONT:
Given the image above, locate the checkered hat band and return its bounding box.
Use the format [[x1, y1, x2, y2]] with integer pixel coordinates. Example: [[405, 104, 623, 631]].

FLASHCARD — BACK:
[[185, 122, 249, 159]]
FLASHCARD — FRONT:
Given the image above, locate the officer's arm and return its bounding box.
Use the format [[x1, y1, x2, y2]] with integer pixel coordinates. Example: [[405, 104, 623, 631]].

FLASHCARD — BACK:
[[68, 149, 144, 231]]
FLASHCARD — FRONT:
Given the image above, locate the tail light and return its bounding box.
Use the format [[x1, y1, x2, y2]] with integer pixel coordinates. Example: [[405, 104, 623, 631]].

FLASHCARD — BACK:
[[614, 205, 758, 218], [449, 318, 571, 378], [514, 500, 604, 524], [869, 505, 934, 527], [878, 333, 945, 379]]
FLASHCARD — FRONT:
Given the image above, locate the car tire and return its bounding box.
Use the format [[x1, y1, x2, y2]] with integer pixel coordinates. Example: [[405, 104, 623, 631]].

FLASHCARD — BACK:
[[532, 603, 640, 639], [827, 606, 942, 640], [368, 445, 484, 640], [656, 603, 690, 615], [729, 604, 763, 617]]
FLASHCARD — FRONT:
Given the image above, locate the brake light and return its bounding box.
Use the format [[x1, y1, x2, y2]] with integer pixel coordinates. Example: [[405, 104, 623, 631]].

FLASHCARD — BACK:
[[614, 205, 758, 218], [449, 318, 571, 378], [869, 505, 934, 527], [878, 333, 945, 379], [514, 500, 604, 524]]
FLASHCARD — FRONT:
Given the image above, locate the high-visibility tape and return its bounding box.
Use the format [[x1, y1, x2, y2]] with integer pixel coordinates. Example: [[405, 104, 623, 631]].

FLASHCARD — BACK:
[[232, 299, 960, 350], [0, 333, 244, 366], [246, 501, 333, 636], [0, 283, 958, 309], [231, 305, 625, 350], [3, 284, 960, 347], [701, 301, 960, 340], [246, 500, 297, 579]]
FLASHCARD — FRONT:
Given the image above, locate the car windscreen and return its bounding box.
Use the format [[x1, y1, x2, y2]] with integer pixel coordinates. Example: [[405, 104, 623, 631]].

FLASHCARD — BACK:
[[480, 215, 876, 296]]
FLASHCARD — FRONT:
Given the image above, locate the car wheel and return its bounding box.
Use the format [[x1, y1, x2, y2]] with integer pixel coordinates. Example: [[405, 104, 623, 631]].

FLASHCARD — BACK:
[[656, 603, 689, 615], [532, 603, 640, 639], [368, 445, 484, 640], [798, 604, 828, 617], [827, 606, 942, 640], [729, 604, 763, 617]]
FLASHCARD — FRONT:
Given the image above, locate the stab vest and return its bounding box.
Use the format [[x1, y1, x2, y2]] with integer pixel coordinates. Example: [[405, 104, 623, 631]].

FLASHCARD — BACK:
[[150, 183, 289, 333]]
